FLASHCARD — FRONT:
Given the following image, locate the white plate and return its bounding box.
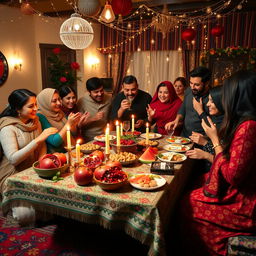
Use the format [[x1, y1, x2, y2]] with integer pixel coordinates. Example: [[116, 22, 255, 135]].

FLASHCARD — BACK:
[[166, 136, 191, 144], [94, 135, 116, 142], [140, 133, 162, 140], [163, 144, 190, 153], [129, 174, 166, 191], [157, 152, 187, 163]]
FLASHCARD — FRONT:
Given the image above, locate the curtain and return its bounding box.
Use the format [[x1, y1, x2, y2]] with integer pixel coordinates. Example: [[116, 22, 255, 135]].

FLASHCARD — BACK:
[[182, 50, 202, 80], [127, 50, 183, 96]]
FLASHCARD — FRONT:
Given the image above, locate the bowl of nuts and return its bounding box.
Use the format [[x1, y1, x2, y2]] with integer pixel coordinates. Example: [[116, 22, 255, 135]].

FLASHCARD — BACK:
[[137, 139, 159, 151], [109, 152, 137, 166], [80, 143, 101, 154]]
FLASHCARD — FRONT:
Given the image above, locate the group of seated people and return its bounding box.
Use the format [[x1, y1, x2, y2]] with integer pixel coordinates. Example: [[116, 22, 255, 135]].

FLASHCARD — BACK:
[[0, 65, 256, 256]]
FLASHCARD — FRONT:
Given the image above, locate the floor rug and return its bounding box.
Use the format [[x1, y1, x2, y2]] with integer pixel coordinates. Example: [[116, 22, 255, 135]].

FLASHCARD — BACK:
[[0, 212, 149, 256]]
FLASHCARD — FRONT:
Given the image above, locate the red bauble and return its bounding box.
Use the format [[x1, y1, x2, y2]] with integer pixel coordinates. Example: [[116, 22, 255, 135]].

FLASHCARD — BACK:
[[111, 0, 132, 16], [181, 28, 196, 41], [211, 25, 224, 37], [74, 167, 93, 186], [20, 3, 35, 15]]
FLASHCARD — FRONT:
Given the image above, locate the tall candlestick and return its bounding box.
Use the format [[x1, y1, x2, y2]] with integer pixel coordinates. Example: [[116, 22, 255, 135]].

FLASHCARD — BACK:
[[146, 122, 149, 145], [67, 126, 71, 149], [105, 126, 110, 155], [76, 140, 81, 164], [120, 122, 123, 136], [131, 115, 135, 132], [116, 121, 120, 147]]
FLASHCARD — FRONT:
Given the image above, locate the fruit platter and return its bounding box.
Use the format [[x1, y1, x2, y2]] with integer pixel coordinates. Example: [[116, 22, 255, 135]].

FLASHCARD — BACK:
[[166, 136, 191, 144], [163, 144, 190, 153], [129, 174, 166, 191], [110, 138, 137, 153], [157, 152, 187, 163]]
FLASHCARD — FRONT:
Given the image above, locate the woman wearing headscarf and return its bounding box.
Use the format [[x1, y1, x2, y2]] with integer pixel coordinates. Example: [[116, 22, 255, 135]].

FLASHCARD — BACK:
[[147, 81, 182, 135], [0, 89, 57, 225], [37, 88, 80, 153]]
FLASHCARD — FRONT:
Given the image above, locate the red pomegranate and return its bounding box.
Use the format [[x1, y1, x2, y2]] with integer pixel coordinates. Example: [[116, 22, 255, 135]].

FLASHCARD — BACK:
[[106, 161, 122, 170], [94, 165, 110, 180], [90, 150, 104, 161], [39, 154, 61, 169], [74, 167, 93, 186], [84, 155, 102, 169], [53, 152, 67, 166]]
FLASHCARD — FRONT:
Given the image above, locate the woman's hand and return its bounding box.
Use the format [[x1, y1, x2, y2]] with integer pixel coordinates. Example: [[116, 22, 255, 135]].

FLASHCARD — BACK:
[[78, 112, 90, 128], [35, 127, 58, 144], [193, 97, 203, 115], [189, 131, 208, 146], [186, 148, 214, 163], [201, 117, 219, 145], [146, 104, 155, 119], [67, 112, 81, 128]]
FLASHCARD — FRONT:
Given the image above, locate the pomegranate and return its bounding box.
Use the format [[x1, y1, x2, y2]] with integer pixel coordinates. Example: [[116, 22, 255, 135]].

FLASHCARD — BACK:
[[74, 166, 93, 186], [84, 155, 102, 169], [53, 152, 67, 166], [90, 150, 104, 161], [94, 165, 109, 180], [39, 154, 61, 169], [106, 161, 122, 169]]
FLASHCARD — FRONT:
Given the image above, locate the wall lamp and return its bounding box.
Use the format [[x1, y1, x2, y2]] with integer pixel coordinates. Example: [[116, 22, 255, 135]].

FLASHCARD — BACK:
[[13, 58, 23, 71], [87, 56, 100, 69]]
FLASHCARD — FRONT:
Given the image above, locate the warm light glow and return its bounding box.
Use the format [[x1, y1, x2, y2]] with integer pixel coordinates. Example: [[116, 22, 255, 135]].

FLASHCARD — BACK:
[[74, 23, 80, 31], [87, 56, 100, 69], [100, 2, 115, 23], [115, 120, 119, 126], [76, 139, 82, 144], [146, 122, 149, 128], [10, 58, 23, 71]]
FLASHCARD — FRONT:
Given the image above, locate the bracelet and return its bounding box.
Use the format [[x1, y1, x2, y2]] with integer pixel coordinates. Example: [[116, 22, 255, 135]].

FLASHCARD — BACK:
[[213, 143, 221, 149]]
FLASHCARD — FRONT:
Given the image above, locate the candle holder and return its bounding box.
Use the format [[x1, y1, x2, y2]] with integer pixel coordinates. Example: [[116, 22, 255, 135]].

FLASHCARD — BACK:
[[64, 146, 75, 173], [116, 145, 121, 154], [105, 153, 110, 162]]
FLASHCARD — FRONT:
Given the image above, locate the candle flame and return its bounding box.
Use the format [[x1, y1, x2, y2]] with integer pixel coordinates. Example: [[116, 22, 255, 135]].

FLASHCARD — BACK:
[[76, 139, 82, 144], [115, 120, 119, 125], [146, 122, 149, 127], [131, 115, 134, 118], [67, 126, 70, 131]]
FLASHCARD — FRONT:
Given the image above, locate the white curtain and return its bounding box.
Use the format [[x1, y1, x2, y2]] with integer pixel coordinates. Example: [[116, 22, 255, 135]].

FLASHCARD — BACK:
[[127, 50, 183, 96]]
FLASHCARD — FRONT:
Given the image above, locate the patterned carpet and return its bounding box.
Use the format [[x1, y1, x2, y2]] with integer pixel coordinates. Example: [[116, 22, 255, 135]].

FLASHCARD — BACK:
[[0, 211, 149, 256]]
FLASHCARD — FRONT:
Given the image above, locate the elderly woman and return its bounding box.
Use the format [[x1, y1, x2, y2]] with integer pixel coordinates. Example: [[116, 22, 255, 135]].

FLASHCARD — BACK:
[[147, 81, 182, 135], [173, 77, 187, 101], [37, 88, 80, 153]]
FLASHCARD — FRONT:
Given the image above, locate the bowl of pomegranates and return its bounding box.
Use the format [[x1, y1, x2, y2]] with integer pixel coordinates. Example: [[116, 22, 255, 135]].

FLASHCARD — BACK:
[[93, 163, 127, 191], [110, 138, 137, 154], [33, 153, 68, 178]]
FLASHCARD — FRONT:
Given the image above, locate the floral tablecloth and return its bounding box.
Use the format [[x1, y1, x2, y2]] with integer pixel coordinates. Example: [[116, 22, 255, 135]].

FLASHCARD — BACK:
[[1, 137, 193, 256]]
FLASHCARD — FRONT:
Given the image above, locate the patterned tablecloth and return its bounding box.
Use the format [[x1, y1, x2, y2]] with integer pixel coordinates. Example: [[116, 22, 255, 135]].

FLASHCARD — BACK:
[[1, 137, 193, 256]]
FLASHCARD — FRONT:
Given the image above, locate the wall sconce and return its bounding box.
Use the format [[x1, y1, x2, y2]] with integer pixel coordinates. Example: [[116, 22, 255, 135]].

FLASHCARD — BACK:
[[99, 1, 115, 23], [87, 56, 100, 69], [13, 58, 23, 71]]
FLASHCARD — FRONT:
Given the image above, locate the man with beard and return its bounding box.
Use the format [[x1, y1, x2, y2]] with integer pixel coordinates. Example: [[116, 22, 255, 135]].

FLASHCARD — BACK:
[[109, 75, 152, 132], [77, 77, 112, 141], [165, 66, 212, 138]]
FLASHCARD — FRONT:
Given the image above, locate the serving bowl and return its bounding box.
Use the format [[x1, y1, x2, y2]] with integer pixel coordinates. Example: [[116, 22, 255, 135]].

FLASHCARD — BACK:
[[94, 172, 128, 191], [33, 161, 69, 178], [137, 139, 159, 151], [110, 142, 137, 154]]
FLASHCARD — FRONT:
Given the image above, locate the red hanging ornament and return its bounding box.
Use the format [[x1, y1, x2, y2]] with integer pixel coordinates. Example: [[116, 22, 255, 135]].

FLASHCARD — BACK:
[[210, 25, 224, 37], [111, 0, 132, 16], [20, 2, 35, 15], [181, 28, 196, 41]]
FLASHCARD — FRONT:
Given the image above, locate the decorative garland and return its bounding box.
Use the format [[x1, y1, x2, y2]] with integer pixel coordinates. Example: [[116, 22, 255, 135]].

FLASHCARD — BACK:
[[200, 46, 256, 70]]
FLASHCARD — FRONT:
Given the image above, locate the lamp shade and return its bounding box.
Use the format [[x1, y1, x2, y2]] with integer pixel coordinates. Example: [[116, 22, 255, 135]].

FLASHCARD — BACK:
[[210, 25, 224, 37], [78, 0, 101, 17], [99, 2, 115, 23], [60, 13, 94, 50]]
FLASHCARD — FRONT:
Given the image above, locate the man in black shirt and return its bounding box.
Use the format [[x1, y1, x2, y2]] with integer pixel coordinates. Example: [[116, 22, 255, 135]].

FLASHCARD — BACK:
[[109, 75, 152, 132]]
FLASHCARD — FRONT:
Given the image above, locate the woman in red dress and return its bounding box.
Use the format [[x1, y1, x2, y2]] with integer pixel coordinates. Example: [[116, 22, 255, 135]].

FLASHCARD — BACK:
[[179, 70, 256, 255], [147, 81, 182, 135]]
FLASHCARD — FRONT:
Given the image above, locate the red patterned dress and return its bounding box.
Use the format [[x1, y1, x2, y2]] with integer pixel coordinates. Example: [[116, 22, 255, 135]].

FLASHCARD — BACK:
[[180, 120, 256, 255]]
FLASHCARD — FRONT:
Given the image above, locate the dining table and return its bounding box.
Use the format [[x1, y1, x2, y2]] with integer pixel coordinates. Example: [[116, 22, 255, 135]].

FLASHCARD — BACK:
[[1, 135, 194, 256]]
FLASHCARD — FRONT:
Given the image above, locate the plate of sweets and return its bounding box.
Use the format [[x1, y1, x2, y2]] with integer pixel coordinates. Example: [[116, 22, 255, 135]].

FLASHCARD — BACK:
[[157, 152, 187, 164], [163, 144, 190, 153], [123, 131, 141, 137], [94, 134, 116, 142], [129, 173, 166, 191], [140, 133, 162, 140], [166, 136, 191, 144]]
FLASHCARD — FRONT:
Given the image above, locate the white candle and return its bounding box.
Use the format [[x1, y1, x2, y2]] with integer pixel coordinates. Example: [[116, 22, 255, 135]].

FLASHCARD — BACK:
[[76, 140, 81, 163], [131, 115, 135, 132], [105, 126, 110, 155], [120, 122, 123, 136], [146, 122, 149, 145], [67, 127, 71, 149], [116, 121, 120, 147]]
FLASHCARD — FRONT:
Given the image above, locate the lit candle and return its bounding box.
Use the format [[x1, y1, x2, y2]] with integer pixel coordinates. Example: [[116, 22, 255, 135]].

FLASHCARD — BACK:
[[66, 126, 71, 149], [146, 122, 149, 145], [131, 115, 135, 132], [120, 122, 123, 136], [116, 121, 120, 147], [105, 125, 110, 155], [76, 140, 81, 164]]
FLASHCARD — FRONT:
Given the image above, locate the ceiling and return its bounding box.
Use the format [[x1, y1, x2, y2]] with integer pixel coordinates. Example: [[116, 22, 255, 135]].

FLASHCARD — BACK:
[[1, 0, 255, 17]]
